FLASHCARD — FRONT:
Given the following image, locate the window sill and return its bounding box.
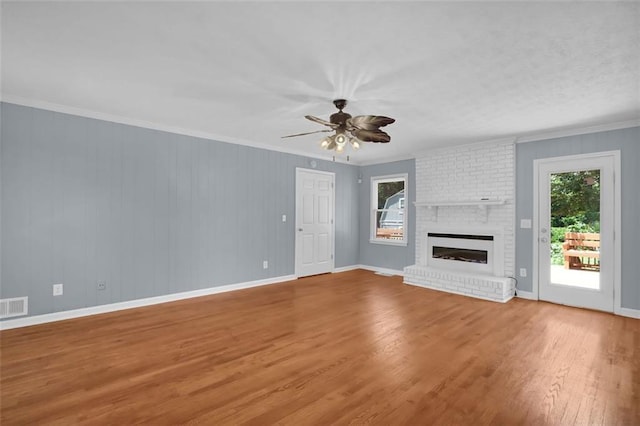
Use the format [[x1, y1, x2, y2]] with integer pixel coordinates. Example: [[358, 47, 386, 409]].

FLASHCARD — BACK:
[[369, 239, 408, 247]]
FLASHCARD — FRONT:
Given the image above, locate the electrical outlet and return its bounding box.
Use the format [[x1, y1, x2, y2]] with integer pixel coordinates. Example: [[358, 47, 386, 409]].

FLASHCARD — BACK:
[[519, 268, 527, 278], [97, 280, 107, 291], [53, 283, 63, 296], [263, 260, 268, 269]]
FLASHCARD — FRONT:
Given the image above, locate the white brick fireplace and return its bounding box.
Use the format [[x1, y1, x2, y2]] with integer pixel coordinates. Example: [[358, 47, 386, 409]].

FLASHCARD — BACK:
[[404, 140, 516, 302]]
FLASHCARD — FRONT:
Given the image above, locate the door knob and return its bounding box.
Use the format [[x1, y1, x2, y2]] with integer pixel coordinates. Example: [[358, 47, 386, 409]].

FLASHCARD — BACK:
[[540, 237, 548, 243], [541, 228, 548, 233], [298, 228, 303, 232]]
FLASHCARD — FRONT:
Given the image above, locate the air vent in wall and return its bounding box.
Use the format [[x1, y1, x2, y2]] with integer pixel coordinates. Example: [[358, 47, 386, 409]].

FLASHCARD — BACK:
[[0, 297, 28, 319]]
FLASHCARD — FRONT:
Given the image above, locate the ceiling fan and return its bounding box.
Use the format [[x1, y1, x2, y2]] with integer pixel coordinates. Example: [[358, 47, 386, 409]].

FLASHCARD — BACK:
[[282, 99, 395, 153]]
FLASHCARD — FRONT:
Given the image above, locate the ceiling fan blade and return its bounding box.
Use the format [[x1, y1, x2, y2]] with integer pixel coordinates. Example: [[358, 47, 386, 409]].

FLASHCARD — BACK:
[[305, 115, 339, 128], [281, 129, 333, 139], [347, 115, 396, 131], [351, 129, 391, 143]]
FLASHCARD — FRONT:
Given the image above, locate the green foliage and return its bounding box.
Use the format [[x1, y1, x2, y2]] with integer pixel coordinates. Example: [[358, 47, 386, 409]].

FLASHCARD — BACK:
[[550, 170, 600, 228], [550, 242, 564, 265], [376, 181, 404, 209], [550, 227, 568, 243]]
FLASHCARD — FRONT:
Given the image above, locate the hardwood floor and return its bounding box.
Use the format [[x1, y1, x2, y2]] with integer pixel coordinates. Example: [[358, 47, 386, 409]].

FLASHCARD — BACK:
[[1, 269, 638, 425]]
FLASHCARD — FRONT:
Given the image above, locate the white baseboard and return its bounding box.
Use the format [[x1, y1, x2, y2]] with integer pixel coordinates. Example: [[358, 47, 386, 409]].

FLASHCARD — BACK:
[[515, 290, 537, 300], [615, 306, 640, 319], [333, 265, 361, 273], [0, 274, 296, 330], [333, 264, 405, 276], [358, 264, 405, 276]]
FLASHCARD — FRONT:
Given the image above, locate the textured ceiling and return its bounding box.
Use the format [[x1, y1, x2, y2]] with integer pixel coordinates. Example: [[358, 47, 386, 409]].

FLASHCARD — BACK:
[[2, 1, 639, 164]]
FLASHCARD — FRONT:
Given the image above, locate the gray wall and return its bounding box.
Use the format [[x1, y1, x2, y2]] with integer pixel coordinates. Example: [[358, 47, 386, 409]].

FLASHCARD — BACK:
[[6, 101, 633, 318], [515, 127, 640, 310], [0, 103, 359, 317], [358, 159, 416, 271]]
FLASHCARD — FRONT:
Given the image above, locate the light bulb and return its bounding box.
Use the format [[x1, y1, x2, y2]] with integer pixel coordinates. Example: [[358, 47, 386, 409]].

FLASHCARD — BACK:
[[320, 138, 330, 149], [336, 144, 344, 153], [335, 133, 347, 146], [350, 139, 361, 150]]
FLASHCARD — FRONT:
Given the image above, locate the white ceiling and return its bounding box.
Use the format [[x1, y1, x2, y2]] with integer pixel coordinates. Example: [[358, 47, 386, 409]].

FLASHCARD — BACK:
[[2, 1, 639, 164]]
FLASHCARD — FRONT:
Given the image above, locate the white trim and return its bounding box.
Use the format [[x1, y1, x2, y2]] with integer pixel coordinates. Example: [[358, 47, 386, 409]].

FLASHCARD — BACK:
[[358, 264, 405, 277], [615, 307, 640, 320], [333, 264, 405, 277], [319, 264, 408, 276], [0, 97, 354, 165], [533, 150, 622, 313], [332, 265, 361, 273], [516, 120, 640, 144], [358, 154, 416, 167], [515, 290, 537, 300], [532, 158, 540, 300], [368, 239, 408, 247], [0, 274, 295, 330], [612, 152, 623, 318]]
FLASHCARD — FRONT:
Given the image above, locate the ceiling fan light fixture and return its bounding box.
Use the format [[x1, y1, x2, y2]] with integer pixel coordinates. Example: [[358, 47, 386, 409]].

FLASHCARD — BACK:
[[285, 99, 395, 155], [320, 136, 331, 149], [335, 133, 347, 146], [326, 138, 337, 151]]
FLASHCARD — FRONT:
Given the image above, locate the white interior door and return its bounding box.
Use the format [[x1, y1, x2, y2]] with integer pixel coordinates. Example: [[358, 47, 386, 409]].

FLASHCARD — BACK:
[[295, 168, 335, 277], [535, 153, 616, 312]]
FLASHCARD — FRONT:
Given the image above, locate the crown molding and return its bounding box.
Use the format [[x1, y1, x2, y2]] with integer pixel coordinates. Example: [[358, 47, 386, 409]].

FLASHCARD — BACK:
[[0, 95, 359, 165], [3, 95, 637, 167], [357, 153, 416, 166], [515, 119, 640, 144]]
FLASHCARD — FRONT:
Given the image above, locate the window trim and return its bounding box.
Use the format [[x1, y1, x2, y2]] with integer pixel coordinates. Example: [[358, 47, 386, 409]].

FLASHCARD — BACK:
[[370, 173, 409, 246]]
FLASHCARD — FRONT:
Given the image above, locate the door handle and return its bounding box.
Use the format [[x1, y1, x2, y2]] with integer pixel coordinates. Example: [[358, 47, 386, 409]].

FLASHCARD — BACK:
[[298, 228, 303, 232]]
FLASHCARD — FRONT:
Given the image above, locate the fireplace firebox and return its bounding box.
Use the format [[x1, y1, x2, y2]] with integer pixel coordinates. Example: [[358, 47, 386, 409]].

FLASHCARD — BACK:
[[425, 229, 503, 276]]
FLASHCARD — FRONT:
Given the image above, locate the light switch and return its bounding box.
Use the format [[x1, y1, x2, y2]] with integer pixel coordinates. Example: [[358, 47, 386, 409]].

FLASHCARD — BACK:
[[520, 219, 532, 229], [282, 215, 287, 222]]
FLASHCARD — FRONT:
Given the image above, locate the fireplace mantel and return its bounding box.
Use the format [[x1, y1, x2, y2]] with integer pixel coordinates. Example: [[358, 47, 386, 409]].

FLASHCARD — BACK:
[[414, 199, 506, 222], [414, 198, 505, 208]]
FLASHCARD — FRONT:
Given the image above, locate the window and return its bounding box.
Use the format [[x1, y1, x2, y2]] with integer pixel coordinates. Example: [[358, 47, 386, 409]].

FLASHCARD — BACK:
[[371, 174, 408, 245]]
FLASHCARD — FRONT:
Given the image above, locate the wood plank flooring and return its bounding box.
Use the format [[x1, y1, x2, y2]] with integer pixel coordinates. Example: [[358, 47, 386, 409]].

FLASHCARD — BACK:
[[1, 269, 638, 425]]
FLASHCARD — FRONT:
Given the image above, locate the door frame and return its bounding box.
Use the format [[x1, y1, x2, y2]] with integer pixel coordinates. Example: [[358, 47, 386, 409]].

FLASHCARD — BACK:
[[532, 150, 621, 313], [294, 167, 336, 278]]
